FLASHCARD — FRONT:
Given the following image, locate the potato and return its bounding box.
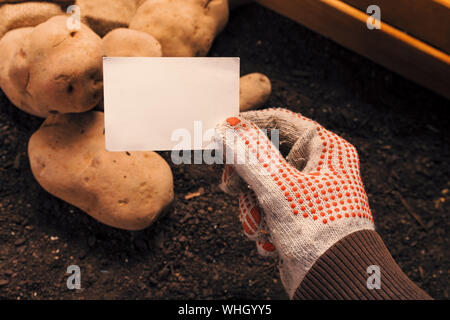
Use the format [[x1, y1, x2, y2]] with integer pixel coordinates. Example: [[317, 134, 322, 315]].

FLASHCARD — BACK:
[[28, 111, 174, 230], [239, 73, 272, 111], [0, 1, 72, 3], [0, 16, 103, 117], [75, 0, 145, 37], [0, 2, 63, 39], [0, 27, 36, 114], [129, 0, 229, 57], [103, 28, 162, 57]]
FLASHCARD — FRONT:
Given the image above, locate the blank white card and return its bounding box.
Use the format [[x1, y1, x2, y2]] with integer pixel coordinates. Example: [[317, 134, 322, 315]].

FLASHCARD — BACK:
[[103, 57, 240, 151]]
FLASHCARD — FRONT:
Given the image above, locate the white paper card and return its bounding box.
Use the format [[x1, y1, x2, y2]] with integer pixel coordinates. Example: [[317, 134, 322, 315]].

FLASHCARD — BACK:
[[103, 57, 240, 151]]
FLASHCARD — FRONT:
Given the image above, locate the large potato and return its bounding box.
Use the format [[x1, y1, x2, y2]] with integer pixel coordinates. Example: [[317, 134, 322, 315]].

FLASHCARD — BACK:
[[28, 111, 174, 230], [0, 16, 103, 117], [239, 73, 272, 111], [0, 2, 63, 39], [103, 28, 162, 57], [129, 0, 229, 57], [0, 27, 35, 114], [76, 0, 145, 36]]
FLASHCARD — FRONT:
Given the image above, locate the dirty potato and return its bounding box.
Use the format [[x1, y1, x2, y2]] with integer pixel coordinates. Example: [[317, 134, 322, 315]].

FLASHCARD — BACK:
[[0, 27, 35, 115], [103, 28, 162, 57], [76, 0, 146, 36], [0, 2, 63, 39], [129, 0, 229, 57], [0, 16, 103, 117], [239, 73, 272, 111], [28, 111, 174, 230]]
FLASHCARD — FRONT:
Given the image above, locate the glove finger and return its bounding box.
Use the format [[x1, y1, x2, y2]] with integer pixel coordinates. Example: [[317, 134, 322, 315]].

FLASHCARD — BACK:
[[242, 108, 361, 175], [238, 190, 264, 241], [256, 239, 277, 258], [240, 108, 325, 174], [219, 164, 247, 196], [215, 116, 287, 198], [239, 190, 278, 258]]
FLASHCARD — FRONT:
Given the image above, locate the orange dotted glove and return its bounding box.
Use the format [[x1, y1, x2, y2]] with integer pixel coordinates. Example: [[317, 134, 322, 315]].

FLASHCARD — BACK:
[[216, 108, 375, 298]]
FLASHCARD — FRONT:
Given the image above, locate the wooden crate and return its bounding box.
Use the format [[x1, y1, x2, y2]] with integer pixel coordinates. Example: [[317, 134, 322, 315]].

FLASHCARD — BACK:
[[257, 0, 450, 99]]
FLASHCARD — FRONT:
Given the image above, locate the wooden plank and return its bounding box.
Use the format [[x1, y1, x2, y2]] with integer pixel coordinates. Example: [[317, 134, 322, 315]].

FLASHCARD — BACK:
[[257, 0, 450, 99], [342, 0, 450, 53]]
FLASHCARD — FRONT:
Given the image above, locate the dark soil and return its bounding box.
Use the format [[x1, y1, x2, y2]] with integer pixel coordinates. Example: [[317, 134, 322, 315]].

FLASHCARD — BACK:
[[0, 4, 448, 300]]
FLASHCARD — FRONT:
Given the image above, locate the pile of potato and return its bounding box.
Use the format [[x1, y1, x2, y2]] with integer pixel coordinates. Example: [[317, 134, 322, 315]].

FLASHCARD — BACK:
[[0, 0, 271, 230]]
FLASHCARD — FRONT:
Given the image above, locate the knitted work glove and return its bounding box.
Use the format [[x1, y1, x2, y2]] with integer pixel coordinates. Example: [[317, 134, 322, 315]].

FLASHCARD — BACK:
[[215, 108, 375, 298]]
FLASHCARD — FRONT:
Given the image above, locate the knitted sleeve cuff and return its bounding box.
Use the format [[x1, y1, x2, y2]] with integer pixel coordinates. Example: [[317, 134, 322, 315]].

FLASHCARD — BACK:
[[293, 230, 433, 300]]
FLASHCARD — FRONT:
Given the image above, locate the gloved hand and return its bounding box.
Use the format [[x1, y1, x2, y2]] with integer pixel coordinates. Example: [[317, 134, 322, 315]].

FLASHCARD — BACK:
[[215, 108, 375, 298]]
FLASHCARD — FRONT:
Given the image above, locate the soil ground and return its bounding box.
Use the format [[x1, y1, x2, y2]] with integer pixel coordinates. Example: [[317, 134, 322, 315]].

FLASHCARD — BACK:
[[0, 4, 448, 300]]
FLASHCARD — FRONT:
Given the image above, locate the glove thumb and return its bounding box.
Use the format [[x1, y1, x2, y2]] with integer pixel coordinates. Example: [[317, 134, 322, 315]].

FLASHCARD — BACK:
[[215, 116, 288, 197]]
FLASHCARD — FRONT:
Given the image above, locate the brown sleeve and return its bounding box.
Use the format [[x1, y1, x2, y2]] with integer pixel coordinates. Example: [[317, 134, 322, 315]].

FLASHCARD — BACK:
[[293, 230, 433, 300]]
